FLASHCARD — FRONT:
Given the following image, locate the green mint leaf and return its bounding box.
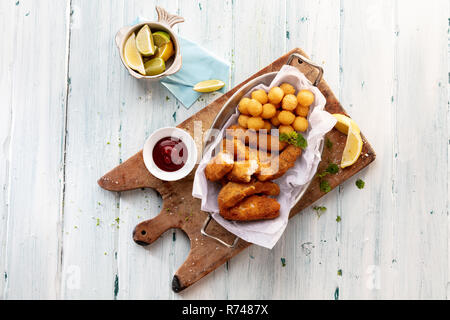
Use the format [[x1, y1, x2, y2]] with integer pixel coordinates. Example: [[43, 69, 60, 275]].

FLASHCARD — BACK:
[[326, 138, 333, 149]]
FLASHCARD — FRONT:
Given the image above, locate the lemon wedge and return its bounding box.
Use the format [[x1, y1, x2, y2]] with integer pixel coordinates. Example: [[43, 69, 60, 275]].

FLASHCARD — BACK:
[[193, 80, 225, 93], [124, 32, 146, 75], [332, 113, 360, 135], [136, 25, 156, 56], [144, 57, 165, 76], [152, 31, 171, 47], [340, 121, 363, 168], [154, 41, 174, 62]]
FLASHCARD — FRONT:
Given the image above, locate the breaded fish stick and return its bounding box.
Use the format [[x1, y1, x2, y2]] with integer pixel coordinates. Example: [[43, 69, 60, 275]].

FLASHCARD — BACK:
[[222, 137, 272, 163], [218, 180, 280, 210], [256, 145, 302, 181], [204, 151, 234, 182], [225, 125, 287, 153], [222, 138, 249, 161], [226, 159, 259, 183], [219, 195, 280, 221]]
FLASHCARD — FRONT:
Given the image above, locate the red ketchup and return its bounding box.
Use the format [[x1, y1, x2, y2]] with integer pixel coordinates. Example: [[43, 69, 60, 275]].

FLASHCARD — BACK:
[[152, 137, 188, 172]]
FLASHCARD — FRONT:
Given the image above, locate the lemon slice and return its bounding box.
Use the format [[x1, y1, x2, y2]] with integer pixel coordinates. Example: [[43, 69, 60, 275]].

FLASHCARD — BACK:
[[154, 41, 174, 62], [152, 31, 171, 47], [332, 114, 360, 135], [340, 121, 363, 168], [124, 33, 146, 75], [193, 80, 225, 93], [136, 25, 156, 56], [144, 57, 165, 76]]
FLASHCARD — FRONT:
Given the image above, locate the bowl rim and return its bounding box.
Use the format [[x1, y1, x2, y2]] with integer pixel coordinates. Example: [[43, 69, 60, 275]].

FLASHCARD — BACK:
[[143, 127, 197, 181], [117, 21, 182, 80]]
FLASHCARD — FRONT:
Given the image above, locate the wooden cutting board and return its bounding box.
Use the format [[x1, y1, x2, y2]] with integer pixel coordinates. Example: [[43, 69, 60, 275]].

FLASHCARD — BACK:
[[98, 48, 376, 293]]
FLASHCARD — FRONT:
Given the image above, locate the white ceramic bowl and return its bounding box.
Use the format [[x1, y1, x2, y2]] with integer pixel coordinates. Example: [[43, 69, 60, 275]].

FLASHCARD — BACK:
[[143, 127, 197, 181]]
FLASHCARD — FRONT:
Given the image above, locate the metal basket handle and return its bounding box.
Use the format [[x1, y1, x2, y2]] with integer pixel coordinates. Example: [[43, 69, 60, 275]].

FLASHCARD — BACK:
[[201, 214, 239, 249], [286, 53, 323, 86], [201, 53, 324, 249]]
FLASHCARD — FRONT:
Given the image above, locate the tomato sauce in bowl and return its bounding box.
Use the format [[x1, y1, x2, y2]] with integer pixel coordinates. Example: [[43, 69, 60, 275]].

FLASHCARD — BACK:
[[143, 127, 197, 182], [152, 137, 188, 172]]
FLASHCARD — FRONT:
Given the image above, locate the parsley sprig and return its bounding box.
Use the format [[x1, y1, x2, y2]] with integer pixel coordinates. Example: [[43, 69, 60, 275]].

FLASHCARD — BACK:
[[317, 163, 339, 193], [279, 132, 307, 149], [317, 163, 339, 178], [313, 206, 327, 218], [356, 179, 365, 189]]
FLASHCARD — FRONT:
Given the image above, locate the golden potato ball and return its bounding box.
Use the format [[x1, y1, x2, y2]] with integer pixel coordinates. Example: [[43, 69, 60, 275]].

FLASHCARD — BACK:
[[293, 116, 309, 132], [278, 110, 295, 125], [262, 120, 272, 131], [268, 87, 284, 104], [281, 94, 298, 111], [295, 105, 309, 117], [280, 83, 296, 95], [261, 103, 277, 119], [247, 99, 263, 117], [247, 116, 265, 130], [270, 110, 281, 126], [238, 114, 250, 128], [297, 89, 315, 107], [251, 89, 269, 104], [238, 97, 251, 115], [279, 125, 294, 135]]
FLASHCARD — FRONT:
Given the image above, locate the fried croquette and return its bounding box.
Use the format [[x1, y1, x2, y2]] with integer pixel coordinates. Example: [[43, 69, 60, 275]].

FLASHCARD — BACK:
[[280, 83, 296, 95], [261, 103, 277, 119], [278, 110, 296, 125], [205, 151, 234, 182], [281, 94, 298, 111], [263, 120, 272, 131], [295, 104, 309, 117], [247, 99, 263, 116], [219, 195, 280, 221], [278, 125, 294, 135], [268, 87, 284, 105], [297, 89, 315, 107], [251, 89, 269, 104], [292, 116, 308, 132], [238, 114, 250, 128], [238, 97, 251, 115], [247, 116, 265, 130], [270, 110, 281, 126]]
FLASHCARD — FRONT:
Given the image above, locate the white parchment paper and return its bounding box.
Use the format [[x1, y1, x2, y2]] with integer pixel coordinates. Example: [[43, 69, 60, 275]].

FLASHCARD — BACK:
[[192, 65, 337, 249]]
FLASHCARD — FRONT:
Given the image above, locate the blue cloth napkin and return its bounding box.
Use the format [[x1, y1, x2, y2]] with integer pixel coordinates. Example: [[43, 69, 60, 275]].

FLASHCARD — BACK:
[[160, 36, 230, 108]]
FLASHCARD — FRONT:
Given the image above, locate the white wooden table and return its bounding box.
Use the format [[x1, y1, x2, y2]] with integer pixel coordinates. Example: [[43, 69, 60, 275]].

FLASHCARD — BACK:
[[0, 0, 448, 300]]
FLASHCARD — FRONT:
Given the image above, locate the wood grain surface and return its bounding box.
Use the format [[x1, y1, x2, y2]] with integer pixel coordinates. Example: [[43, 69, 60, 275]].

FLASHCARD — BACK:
[[0, 0, 448, 299]]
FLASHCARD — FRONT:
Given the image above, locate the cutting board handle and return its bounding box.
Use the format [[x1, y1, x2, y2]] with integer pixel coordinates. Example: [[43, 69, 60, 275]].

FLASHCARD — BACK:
[[133, 212, 177, 246]]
